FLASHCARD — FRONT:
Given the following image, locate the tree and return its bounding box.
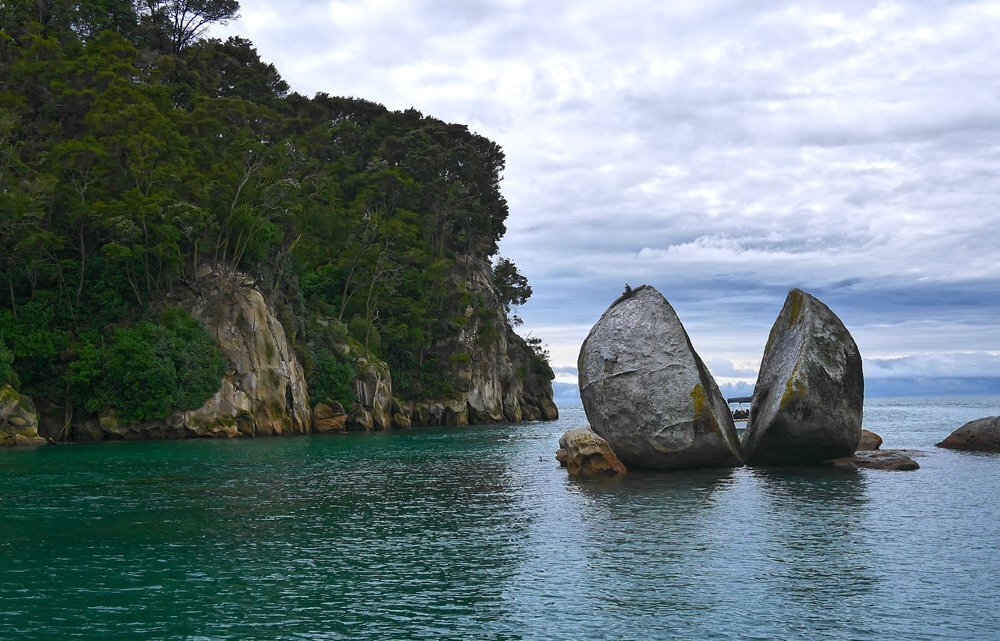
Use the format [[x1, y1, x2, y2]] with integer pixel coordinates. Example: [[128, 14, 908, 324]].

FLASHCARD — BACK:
[[139, 0, 239, 54], [493, 256, 532, 317]]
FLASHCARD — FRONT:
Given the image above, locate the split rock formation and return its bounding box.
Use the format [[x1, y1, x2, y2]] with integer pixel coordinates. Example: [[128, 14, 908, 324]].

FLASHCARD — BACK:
[[578, 286, 742, 470]]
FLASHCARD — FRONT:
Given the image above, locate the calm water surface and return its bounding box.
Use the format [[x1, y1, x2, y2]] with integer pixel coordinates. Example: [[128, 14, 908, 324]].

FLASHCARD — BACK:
[[2, 396, 999, 640]]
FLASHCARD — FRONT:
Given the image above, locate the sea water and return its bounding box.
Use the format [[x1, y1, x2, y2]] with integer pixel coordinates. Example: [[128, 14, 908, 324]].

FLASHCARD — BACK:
[[1, 396, 998, 640]]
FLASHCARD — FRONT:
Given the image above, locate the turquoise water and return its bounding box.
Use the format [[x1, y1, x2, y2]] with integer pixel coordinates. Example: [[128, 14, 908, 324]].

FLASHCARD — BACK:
[[1, 396, 998, 640]]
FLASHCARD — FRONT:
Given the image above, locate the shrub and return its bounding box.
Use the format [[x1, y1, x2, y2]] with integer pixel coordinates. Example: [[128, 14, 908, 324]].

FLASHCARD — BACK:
[[0, 296, 71, 399], [309, 352, 355, 408], [0, 335, 19, 388], [68, 308, 227, 424]]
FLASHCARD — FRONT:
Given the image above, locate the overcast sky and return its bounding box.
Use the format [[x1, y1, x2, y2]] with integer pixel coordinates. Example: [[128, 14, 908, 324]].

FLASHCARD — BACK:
[[214, 1, 1000, 396]]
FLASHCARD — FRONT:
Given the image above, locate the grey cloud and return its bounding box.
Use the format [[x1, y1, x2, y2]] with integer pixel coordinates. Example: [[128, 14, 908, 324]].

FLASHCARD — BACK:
[[216, 0, 1000, 382]]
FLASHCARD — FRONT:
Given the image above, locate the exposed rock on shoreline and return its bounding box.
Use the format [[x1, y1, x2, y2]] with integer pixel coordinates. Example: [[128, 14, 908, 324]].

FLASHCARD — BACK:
[[742, 289, 863, 465], [578, 286, 742, 470], [858, 429, 883, 451], [0, 385, 46, 446], [556, 427, 627, 477]]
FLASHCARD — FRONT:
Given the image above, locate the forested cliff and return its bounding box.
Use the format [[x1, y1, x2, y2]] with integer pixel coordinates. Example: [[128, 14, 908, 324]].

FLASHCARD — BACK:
[[0, 1, 556, 443]]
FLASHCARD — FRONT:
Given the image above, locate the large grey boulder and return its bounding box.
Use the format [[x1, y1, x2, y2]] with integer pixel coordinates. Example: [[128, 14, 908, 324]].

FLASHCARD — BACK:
[[743, 289, 863, 465], [578, 286, 742, 470], [936, 416, 1000, 452]]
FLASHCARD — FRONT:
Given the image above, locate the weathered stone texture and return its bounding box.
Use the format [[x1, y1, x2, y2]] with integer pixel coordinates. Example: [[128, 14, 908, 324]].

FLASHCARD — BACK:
[[578, 286, 742, 470], [743, 289, 863, 465]]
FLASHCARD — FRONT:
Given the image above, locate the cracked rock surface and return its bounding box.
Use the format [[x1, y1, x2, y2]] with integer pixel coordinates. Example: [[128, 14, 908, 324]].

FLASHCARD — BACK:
[[743, 289, 863, 465], [578, 286, 742, 470]]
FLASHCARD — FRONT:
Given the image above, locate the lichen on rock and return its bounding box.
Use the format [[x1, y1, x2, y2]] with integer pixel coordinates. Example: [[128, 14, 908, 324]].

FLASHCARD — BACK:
[[556, 427, 626, 477], [578, 285, 742, 470], [0, 384, 46, 446], [743, 289, 863, 465]]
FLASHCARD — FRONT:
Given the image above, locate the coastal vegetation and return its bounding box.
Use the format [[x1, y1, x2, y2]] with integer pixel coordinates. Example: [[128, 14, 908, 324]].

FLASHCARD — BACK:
[[0, 1, 549, 429]]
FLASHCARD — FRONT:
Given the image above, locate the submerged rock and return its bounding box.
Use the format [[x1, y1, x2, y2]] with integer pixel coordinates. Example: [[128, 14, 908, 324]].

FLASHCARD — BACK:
[[0, 385, 46, 446], [936, 416, 1000, 452], [578, 286, 742, 470], [556, 427, 626, 477], [743, 289, 863, 465], [858, 429, 883, 451], [828, 450, 920, 471]]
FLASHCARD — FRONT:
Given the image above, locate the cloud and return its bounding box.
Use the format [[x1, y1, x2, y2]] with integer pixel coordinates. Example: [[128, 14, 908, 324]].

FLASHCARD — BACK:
[[215, 1, 1000, 382], [867, 352, 1000, 378]]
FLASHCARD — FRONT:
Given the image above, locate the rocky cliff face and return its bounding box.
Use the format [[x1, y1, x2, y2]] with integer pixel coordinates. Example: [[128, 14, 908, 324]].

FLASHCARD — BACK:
[[73, 267, 312, 441], [391, 257, 557, 428], [51, 258, 553, 441]]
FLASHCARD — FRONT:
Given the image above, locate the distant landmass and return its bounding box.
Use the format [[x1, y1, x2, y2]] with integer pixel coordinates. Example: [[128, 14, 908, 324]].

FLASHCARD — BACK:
[[554, 377, 1000, 408]]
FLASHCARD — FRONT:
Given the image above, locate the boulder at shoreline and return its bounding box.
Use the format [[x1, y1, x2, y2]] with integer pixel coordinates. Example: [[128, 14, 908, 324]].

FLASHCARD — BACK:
[[936, 416, 1000, 452], [742, 289, 863, 465], [578, 286, 742, 470], [0, 384, 47, 447], [858, 429, 883, 451], [556, 427, 627, 477]]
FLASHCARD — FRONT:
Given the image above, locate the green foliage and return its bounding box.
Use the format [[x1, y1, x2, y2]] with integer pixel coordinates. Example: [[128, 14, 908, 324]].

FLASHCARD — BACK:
[[68, 308, 225, 424], [0, 334, 18, 387], [0, 3, 537, 411], [493, 256, 532, 317], [0, 297, 71, 400], [525, 335, 555, 381], [309, 352, 354, 408]]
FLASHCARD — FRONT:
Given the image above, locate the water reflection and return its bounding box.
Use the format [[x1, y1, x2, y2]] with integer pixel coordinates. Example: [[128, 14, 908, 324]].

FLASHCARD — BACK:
[[3, 411, 999, 641], [742, 467, 879, 633]]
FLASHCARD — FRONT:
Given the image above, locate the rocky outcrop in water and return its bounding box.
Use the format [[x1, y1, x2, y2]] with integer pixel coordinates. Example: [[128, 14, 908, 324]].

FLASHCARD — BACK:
[[556, 427, 626, 477], [858, 429, 883, 451], [742, 289, 863, 465], [829, 450, 920, 471], [396, 257, 557, 428], [0, 385, 46, 446], [578, 286, 742, 470], [313, 402, 348, 433], [936, 416, 1000, 452], [347, 354, 392, 431]]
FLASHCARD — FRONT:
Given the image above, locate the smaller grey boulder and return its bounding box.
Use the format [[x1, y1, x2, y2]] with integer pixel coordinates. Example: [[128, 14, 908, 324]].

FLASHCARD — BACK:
[[556, 427, 627, 477], [936, 417, 1000, 452], [743, 289, 863, 465]]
